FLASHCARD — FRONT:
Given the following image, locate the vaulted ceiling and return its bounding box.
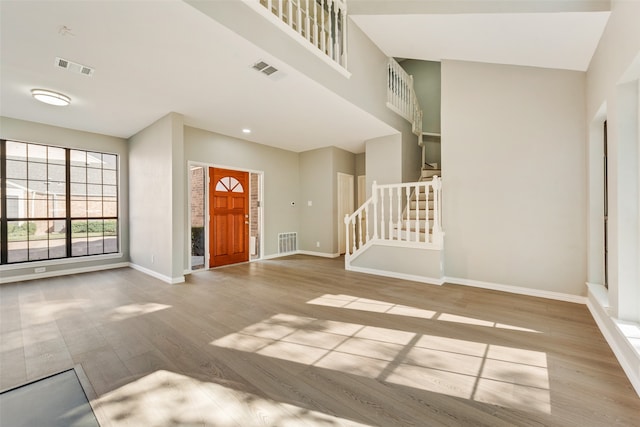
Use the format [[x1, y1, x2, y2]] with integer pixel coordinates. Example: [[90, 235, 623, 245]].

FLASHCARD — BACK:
[[0, 1, 611, 153]]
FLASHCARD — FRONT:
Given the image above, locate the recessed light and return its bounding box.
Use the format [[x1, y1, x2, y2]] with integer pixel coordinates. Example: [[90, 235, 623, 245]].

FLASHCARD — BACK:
[[242, 128, 251, 134], [31, 89, 71, 106]]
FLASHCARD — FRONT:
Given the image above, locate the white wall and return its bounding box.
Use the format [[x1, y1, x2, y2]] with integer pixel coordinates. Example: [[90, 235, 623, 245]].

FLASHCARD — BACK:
[[0, 117, 129, 281], [365, 133, 402, 197], [299, 147, 333, 253], [185, 0, 410, 138], [586, 0, 640, 322], [350, 246, 444, 284], [129, 112, 184, 283], [584, 0, 640, 396], [441, 60, 587, 296], [401, 60, 443, 166], [298, 146, 357, 255], [400, 60, 441, 134], [184, 126, 300, 258]]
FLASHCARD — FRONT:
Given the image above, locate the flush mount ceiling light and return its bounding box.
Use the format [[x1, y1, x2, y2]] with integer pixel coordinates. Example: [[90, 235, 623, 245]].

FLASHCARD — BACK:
[[31, 89, 71, 106], [242, 128, 251, 134]]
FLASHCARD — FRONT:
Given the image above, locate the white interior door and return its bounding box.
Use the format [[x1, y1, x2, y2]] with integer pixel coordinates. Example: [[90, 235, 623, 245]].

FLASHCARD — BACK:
[[337, 173, 354, 254]]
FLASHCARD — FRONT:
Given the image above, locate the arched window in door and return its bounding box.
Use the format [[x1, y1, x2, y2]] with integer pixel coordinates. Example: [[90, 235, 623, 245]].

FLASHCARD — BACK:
[[215, 176, 244, 193]]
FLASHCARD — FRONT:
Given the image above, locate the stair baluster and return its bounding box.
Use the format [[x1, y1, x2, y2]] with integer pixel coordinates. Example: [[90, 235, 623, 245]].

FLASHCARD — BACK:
[[388, 187, 393, 241], [357, 210, 363, 248], [396, 187, 402, 241], [372, 181, 378, 239], [380, 189, 385, 240], [405, 186, 411, 241], [345, 179, 444, 269]]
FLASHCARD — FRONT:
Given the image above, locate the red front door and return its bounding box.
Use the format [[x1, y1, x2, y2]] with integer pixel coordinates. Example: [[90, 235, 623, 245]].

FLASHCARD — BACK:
[[209, 168, 249, 267]]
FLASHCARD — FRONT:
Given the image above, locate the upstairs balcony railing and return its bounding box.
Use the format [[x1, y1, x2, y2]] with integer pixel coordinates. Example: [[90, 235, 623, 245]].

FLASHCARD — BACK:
[[387, 58, 426, 165], [387, 58, 422, 136], [257, 0, 348, 68]]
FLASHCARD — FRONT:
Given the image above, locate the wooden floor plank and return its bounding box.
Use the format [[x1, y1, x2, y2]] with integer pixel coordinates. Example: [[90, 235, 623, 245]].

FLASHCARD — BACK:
[[1, 255, 639, 426]]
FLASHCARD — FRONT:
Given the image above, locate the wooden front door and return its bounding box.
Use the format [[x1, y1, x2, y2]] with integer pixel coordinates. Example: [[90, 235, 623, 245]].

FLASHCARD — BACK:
[[209, 168, 249, 267]]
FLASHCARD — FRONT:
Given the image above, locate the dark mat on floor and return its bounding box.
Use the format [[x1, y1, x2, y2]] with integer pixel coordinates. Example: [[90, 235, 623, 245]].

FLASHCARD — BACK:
[[0, 368, 100, 427]]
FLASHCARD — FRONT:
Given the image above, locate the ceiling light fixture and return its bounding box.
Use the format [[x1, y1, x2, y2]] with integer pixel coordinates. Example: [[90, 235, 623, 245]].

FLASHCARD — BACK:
[[31, 89, 71, 106], [242, 128, 251, 134]]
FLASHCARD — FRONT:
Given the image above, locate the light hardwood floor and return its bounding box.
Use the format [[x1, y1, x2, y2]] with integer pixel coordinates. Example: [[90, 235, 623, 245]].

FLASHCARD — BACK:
[[1, 255, 639, 426]]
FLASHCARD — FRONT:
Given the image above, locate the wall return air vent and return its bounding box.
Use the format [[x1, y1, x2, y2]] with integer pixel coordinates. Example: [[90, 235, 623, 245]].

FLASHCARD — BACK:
[[55, 57, 94, 77]]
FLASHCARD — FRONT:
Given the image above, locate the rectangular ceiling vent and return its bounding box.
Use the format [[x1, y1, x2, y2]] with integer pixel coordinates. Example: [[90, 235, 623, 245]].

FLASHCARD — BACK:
[[251, 60, 279, 78], [55, 57, 94, 77]]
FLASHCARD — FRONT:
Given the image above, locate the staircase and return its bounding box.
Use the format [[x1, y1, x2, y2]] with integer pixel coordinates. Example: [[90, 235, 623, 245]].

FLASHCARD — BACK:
[[341, 58, 444, 284], [393, 167, 442, 241]]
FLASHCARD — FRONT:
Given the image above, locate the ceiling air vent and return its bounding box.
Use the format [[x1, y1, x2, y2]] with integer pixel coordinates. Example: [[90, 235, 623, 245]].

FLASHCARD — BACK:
[[54, 57, 94, 77], [252, 60, 278, 77]]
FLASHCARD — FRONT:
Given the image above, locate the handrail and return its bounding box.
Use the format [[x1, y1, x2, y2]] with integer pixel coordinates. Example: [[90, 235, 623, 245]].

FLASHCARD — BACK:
[[386, 57, 425, 165], [386, 58, 422, 134], [344, 177, 443, 268], [257, 0, 348, 68]]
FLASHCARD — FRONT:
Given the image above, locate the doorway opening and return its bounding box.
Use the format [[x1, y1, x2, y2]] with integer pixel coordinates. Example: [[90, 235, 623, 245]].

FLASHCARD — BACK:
[[189, 164, 262, 271]]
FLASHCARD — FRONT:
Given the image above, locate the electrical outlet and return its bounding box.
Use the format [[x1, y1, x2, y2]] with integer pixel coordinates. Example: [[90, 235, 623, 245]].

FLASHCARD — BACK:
[[151, 255, 155, 264], [34, 267, 46, 273], [316, 241, 320, 248]]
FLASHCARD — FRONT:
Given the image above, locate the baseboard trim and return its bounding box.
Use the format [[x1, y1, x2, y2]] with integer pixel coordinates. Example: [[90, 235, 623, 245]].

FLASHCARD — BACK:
[[297, 250, 340, 258], [262, 250, 340, 260], [261, 252, 299, 260], [0, 262, 130, 284], [587, 294, 640, 397], [444, 276, 587, 304], [348, 265, 445, 285], [129, 263, 185, 284]]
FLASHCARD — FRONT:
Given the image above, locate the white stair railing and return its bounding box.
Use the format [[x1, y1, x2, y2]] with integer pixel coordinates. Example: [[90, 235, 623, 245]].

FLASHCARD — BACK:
[[257, 0, 348, 68], [344, 176, 443, 268], [386, 57, 425, 163]]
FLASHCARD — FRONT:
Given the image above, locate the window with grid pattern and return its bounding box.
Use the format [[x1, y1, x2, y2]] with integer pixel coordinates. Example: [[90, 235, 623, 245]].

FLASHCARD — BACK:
[[0, 140, 119, 264]]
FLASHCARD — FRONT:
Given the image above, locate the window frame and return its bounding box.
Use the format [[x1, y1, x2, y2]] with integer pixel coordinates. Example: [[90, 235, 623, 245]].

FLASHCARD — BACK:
[[0, 139, 121, 266]]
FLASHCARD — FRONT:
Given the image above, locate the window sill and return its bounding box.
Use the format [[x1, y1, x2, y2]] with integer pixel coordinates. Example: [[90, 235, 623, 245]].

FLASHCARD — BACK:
[[0, 252, 124, 271]]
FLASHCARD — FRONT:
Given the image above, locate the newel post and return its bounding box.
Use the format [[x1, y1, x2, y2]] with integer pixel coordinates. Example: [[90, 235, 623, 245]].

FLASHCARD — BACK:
[[431, 176, 444, 246]]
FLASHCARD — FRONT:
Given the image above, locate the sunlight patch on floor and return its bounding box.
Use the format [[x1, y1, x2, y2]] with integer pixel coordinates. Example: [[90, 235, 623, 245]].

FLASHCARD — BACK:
[[20, 299, 91, 325], [92, 370, 372, 426], [211, 313, 551, 414], [108, 303, 171, 321], [308, 294, 542, 333], [307, 294, 437, 319]]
